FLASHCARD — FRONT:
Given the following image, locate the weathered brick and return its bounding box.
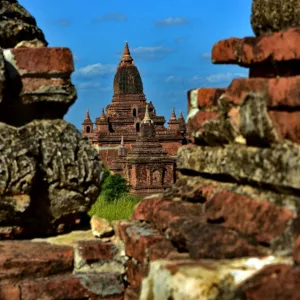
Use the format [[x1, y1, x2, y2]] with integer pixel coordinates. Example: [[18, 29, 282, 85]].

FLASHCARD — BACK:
[[76, 240, 119, 263], [127, 259, 149, 288], [212, 27, 300, 66], [187, 88, 226, 110], [238, 264, 300, 300], [205, 189, 295, 243], [224, 76, 300, 107], [19, 273, 124, 300], [293, 236, 300, 265], [116, 220, 166, 263], [187, 111, 220, 136], [0, 241, 73, 280], [8, 47, 74, 75]]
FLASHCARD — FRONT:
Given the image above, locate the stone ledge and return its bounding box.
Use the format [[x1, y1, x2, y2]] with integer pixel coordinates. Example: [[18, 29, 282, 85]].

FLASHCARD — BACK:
[[189, 76, 300, 110], [223, 76, 300, 108], [212, 27, 300, 67], [0, 273, 124, 300], [0, 241, 73, 280], [187, 106, 300, 146], [177, 143, 300, 191], [116, 220, 173, 264]]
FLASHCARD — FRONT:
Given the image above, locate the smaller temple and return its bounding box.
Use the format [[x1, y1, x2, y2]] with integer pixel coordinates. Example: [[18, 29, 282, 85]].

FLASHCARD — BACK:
[[111, 105, 176, 196]]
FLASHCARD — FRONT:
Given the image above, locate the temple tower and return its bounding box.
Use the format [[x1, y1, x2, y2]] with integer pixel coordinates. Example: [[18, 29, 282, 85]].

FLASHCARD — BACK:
[[82, 109, 93, 134]]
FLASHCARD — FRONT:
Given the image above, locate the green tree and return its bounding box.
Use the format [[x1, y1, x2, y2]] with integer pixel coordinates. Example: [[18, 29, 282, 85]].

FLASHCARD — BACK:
[[101, 173, 129, 202], [101, 167, 111, 183]]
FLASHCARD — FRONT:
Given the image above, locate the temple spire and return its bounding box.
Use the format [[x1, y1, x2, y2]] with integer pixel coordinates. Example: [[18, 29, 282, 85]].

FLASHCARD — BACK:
[[121, 41, 133, 64], [178, 110, 184, 121], [124, 41, 130, 55], [170, 107, 177, 120], [142, 104, 153, 124], [100, 108, 106, 119], [85, 109, 91, 120]]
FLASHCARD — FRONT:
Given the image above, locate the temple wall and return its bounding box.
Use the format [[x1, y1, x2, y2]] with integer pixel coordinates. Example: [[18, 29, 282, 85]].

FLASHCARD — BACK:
[[161, 141, 182, 156], [98, 148, 119, 168]]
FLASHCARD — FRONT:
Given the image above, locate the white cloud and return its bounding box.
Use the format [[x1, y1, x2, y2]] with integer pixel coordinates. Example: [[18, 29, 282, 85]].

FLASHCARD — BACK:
[[189, 73, 247, 84], [155, 17, 188, 27], [175, 37, 186, 43], [202, 52, 211, 58], [206, 72, 247, 83], [165, 75, 183, 83], [58, 19, 71, 27], [75, 63, 115, 77], [93, 13, 127, 22], [77, 82, 101, 89], [130, 46, 173, 61]]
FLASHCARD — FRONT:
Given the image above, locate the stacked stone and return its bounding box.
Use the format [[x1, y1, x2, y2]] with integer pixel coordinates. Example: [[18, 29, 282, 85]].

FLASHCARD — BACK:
[[0, 1, 131, 299], [0, 0, 103, 239], [124, 0, 300, 299]]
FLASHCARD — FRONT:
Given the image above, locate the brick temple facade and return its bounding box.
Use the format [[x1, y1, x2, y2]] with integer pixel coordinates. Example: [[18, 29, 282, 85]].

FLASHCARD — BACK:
[[82, 42, 188, 196]]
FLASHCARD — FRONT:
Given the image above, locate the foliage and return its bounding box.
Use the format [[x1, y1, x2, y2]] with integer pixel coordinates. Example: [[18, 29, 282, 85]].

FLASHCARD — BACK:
[[101, 167, 111, 183], [88, 168, 141, 221], [88, 193, 141, 222], [101, 172, 129, 202]]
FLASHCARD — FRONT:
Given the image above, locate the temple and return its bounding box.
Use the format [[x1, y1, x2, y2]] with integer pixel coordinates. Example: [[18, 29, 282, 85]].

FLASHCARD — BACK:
[[82, 41, 188, 196]]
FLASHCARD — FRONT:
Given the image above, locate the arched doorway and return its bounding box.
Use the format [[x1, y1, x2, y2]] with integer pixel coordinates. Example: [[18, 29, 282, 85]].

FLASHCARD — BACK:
[[133, 108, 137, 117], [86, 126, 91, 133]]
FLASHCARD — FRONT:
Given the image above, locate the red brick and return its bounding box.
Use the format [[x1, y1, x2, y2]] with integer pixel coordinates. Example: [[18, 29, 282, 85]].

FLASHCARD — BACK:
[[239, 264, 300, 300], [0, 241, 73, 280], [148, 240, 177, 261], [212, 27, 300, 66], [131, 196, 166, 222], [0, 281, 20, 300], [127, 259, 149, 288], [187, 111, 220, 136], [166, 220, 265, 259], [188, 88, 226, 110], [224, 76, 300, 107], [76, 240, 119, 263], [151, 200, 204, 232], [21, 77, 70, 92], [205, 189, 296, 243], [12, 47, 74, 74], [116, 221, 166, 263], [269, 111, 300, 144], [293, 236, 300, 265], [19, 273, 124, 300], [124, 287, 140, 300]]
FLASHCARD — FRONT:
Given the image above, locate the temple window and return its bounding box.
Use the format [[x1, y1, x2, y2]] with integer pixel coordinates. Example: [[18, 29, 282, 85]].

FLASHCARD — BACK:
[[133, 108, 137, 117], [136, 122, 140, 132], [86, 126, 91, 133]]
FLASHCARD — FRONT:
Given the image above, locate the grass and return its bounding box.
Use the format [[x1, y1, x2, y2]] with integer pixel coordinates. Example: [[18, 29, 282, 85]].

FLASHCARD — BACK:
[[88, 193, 141, 222]]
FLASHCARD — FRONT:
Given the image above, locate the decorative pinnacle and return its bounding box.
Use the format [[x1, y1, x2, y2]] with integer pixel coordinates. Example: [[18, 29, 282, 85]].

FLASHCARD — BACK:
[[100, 108, 106, 119], [85, 109, 91, 120], [142, 105, 153, 124], [121, 135, 124, 147], [121, 41, 133, 63], [178, 110, 184, 120], [170, 107, 177, 120]]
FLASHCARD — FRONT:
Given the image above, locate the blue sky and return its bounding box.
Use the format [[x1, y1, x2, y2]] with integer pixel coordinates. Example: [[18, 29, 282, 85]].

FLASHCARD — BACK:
[[20, 0, 253, 129]]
